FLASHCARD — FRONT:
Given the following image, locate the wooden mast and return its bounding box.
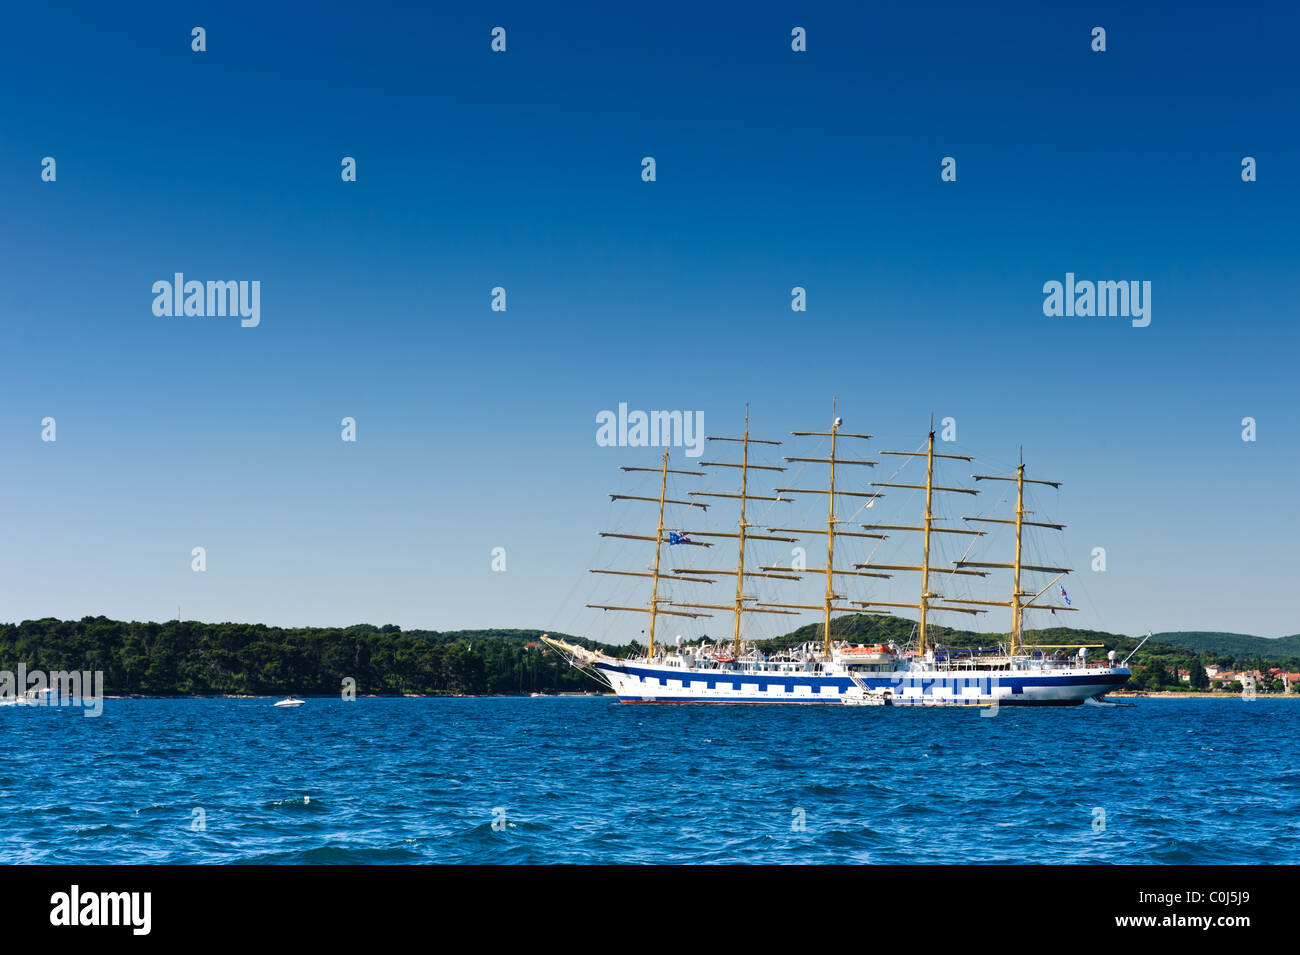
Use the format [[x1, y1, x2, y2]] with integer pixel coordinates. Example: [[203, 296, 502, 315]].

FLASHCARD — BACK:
[[965, 457, 1074, 654], [863, 425, 988, 653], [918, 425, 936, 654], [646, 450, 670, 657], [732, 405, 751, 658], [1011, 452, 1024, 654], [586, 460, 715, 646], [758, 403, 879, 658], [666, 409, 801, 656], [822, 403, 838, 658]]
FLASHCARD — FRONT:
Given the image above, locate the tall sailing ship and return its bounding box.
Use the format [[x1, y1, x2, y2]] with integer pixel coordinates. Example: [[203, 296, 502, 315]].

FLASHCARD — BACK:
[[543, 404, 1131, 706]]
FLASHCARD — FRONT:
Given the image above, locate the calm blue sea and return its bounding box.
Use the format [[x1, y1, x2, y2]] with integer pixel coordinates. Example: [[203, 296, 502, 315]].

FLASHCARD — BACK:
[[2, 697, 1296, 864]]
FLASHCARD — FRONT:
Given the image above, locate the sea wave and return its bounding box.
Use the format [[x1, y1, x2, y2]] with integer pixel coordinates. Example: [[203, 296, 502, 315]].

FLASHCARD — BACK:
[[0, 697, 1296, 864]]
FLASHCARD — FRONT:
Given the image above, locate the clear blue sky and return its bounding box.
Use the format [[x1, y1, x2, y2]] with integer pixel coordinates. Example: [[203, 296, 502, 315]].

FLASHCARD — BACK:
[[1, 1, 1296, 639]]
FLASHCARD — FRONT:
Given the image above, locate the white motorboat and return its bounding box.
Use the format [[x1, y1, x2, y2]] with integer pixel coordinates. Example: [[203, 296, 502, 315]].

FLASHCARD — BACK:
[[841, 686, 892, 706]]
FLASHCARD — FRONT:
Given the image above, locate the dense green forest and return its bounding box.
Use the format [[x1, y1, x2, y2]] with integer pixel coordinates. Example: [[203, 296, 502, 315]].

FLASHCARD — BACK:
[[1148, 631, 1300, 657], [1, 614, 1296, 697], [0, 618, 620, 697]]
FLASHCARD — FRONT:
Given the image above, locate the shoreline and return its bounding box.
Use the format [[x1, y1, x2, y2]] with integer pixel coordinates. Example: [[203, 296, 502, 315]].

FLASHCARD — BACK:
[[1108, 690, 1298, 699], [82, 691, 1298, 701], [94, 692, 618, 700]]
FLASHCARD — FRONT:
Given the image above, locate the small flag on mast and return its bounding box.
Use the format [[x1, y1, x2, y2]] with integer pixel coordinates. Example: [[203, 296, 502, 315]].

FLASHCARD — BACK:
[[668, 532, 693, 545], [1059, 585, 1072, 606]]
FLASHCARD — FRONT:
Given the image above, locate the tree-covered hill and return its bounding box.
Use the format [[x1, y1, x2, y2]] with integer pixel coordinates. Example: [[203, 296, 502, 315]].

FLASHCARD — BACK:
[[761, 614, 1300, 691], [765, 615, 1299, 665], [1149, 631, 1300, 657], [759, 615, 1139, 653], [1, 614, 1296, 697], [0, 617, 622, 697]]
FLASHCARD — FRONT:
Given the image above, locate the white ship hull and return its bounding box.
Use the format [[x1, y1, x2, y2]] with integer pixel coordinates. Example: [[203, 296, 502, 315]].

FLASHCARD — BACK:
[[593, 658, 1128, 706]]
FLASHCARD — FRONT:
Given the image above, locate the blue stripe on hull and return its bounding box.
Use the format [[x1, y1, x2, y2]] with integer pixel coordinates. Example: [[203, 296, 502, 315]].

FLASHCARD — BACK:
[[618, 696, 1085, 706], [621, 698, 845, 705], [596, 661, 1128, 705]]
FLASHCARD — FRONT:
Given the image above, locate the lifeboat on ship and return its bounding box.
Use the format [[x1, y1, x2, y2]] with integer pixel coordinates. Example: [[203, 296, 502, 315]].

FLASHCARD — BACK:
[[832, 643, 897, 665]]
